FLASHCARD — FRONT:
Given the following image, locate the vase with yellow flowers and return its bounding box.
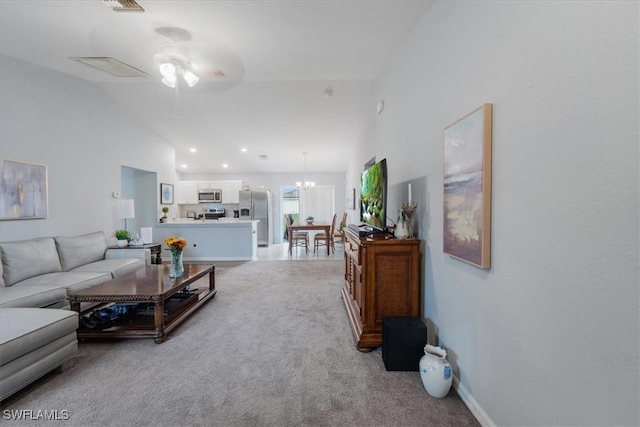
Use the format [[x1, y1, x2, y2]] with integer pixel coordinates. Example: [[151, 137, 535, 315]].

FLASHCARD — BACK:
[[164, 236, 187, 277]]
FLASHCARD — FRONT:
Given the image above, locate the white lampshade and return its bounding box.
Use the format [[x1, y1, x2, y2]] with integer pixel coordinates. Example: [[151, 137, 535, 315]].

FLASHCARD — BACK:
[[182, 70, 199, 87], [159, 62, 176, 78], [117, 199, 135, 219], [161, 74, 176, 88]]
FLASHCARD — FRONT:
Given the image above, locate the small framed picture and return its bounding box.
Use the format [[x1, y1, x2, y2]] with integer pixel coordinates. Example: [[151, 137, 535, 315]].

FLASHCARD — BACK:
[[347, 188, 356, 210], [160, 183, 174, 205]]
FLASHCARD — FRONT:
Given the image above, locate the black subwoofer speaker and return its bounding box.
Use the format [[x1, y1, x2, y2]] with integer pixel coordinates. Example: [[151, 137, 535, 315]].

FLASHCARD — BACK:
[[382, 317, 427, 371]]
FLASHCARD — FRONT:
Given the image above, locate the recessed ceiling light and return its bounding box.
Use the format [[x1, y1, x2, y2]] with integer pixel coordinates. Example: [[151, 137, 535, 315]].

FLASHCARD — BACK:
[[189, 148, 197, 153], [181, 164, 187, 168], [222, 164, 228, 168], [241, 148, 248, 153]]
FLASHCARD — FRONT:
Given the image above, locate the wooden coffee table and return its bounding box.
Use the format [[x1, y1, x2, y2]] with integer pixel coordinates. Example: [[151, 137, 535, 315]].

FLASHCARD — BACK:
[[69, 263, 215, 343]]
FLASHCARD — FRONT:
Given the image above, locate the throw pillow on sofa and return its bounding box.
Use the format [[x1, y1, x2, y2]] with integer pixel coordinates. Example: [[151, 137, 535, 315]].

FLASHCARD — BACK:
[[0, 238, 62, 286], [54, 231, 108, 272]]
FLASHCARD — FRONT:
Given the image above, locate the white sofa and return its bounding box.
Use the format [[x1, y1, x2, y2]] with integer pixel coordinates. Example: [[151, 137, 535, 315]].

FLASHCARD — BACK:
[[0, 231, 150, 400]]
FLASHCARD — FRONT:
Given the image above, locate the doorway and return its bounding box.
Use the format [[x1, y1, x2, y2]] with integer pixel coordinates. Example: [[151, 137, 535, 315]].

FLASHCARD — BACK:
[[280, 187, 300, 241], [121, 166, 157, 236]]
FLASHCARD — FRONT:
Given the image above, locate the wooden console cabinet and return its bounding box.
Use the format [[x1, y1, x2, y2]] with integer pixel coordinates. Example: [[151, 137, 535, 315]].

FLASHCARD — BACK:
[[341, 228, 422, 351]]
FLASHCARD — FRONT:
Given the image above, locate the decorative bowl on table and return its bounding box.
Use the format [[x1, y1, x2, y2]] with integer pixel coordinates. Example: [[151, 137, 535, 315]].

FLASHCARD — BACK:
[[305, 218, 314, 225]]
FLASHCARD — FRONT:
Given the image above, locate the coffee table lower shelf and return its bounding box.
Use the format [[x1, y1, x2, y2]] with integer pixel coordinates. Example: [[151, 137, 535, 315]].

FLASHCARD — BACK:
[[76, 288, 216, 343]]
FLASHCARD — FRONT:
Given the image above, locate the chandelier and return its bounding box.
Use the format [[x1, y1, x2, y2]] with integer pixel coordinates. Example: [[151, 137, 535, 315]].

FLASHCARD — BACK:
[[296, 152, 315, 189]]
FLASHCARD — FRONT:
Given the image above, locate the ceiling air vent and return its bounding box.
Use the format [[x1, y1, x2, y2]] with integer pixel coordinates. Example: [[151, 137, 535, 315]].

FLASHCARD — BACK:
[[102, 0, 145, 12], [70, 57, 149, 77], [259, 155, 269, 161]]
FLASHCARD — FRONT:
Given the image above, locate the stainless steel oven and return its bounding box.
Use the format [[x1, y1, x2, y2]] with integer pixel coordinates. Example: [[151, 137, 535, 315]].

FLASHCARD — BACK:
[[203, 208, 225, 220]]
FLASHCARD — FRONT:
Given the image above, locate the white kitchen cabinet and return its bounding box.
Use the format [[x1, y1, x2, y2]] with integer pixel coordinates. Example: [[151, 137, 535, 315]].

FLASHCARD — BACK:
[[177, 181, 198, 204], [219, 181, 242, 203], [183, 180, 242, 204], [197, 181, 217, 190]]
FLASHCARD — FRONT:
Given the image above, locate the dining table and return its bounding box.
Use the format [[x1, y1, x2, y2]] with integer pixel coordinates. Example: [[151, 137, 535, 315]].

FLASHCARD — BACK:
[[287, 223, 332, 255]]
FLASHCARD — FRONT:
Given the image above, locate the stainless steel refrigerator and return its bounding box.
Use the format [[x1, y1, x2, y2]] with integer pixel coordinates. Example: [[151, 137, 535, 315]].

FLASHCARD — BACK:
[[238, 190, 273, 246]]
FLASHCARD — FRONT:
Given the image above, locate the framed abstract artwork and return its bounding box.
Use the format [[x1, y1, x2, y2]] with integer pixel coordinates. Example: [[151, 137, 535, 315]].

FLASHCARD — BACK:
[[160, 183, 174, 205], [0, 158, 49, 220], [443, 103, 493, 269]]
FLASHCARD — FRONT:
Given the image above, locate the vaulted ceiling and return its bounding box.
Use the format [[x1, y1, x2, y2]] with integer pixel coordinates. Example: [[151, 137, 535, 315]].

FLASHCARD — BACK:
[[0, 0, 432, 174]]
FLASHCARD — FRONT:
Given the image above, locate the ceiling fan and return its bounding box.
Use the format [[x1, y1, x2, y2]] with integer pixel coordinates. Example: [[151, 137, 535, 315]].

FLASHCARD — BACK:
[[151, 27, 206, 88], [152, 43, 199, 88], [150, 26, 236, 91]]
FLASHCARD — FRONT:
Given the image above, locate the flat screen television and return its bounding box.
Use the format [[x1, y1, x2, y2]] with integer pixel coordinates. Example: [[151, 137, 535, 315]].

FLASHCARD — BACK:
[[360, 158, 388, 232]]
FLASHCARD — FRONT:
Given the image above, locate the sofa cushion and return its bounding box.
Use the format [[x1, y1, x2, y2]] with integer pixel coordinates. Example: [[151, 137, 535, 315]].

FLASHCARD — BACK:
[[0, 285, 67, 309], [70, 258, 145, 278], [0, 238, 62, 286], [0, 308, 78, 366], [12, 271, 112, 293], [54, 231, 108, 272]]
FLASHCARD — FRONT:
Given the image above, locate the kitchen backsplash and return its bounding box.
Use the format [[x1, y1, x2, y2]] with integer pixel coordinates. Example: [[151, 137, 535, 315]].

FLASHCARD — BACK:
[[179, 203, 239, 219]]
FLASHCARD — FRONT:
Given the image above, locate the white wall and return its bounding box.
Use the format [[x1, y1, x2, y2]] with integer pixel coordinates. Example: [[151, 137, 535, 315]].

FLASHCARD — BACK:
[[0, 55, 177, 242], [351, 1, 639, 426]]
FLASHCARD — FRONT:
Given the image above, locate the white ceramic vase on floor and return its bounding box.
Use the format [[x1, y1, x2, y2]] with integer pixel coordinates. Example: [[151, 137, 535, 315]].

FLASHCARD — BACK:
[[419, 344, 453, 398]]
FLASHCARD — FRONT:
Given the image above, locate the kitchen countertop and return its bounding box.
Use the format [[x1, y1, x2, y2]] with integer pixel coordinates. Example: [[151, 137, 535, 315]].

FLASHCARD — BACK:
[[156, 219, 258, 225]]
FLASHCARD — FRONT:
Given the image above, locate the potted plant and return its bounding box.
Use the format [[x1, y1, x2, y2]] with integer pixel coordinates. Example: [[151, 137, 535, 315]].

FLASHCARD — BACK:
[[114, 229, 130, 247], [305, 216, 314, 225], [160, 207, 169, 223]]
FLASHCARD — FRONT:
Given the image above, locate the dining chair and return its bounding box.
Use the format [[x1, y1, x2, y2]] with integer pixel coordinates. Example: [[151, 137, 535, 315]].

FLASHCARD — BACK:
[[287, 215, 309, 254], [314, 213, 337, 254], [333, 212, 348, 246]]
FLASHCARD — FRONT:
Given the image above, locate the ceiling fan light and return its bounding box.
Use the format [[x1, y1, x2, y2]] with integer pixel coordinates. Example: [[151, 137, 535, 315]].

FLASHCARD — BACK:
[[161, 75, 176, 88], [182, 70, 199, 87], [159, 62, 176, 78]]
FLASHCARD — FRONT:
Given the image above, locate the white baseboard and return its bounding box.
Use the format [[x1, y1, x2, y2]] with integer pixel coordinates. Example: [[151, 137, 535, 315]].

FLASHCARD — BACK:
[[452, 374, 496, 427]]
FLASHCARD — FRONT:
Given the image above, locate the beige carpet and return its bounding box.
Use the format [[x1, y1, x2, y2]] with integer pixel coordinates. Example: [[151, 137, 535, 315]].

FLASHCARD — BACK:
[[1, 260, 479, 426]]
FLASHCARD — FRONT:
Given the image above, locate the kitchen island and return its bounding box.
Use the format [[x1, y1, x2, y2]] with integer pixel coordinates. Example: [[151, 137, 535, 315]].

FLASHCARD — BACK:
[[154, 220, 258, 261]]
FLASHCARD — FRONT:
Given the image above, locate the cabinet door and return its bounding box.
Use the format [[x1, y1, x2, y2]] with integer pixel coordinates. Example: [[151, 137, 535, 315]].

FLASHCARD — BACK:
[[354, 263, 363, 316], [197, 181, 213, 190], [214, 181, 241, 203], [177, 181, 198, 204], [225, 181, 242, 203], [218, 182, 232, 203]]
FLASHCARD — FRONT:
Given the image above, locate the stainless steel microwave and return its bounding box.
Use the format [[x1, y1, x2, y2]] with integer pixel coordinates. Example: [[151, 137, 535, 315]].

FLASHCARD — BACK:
[[198, 189, 222, 203]]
